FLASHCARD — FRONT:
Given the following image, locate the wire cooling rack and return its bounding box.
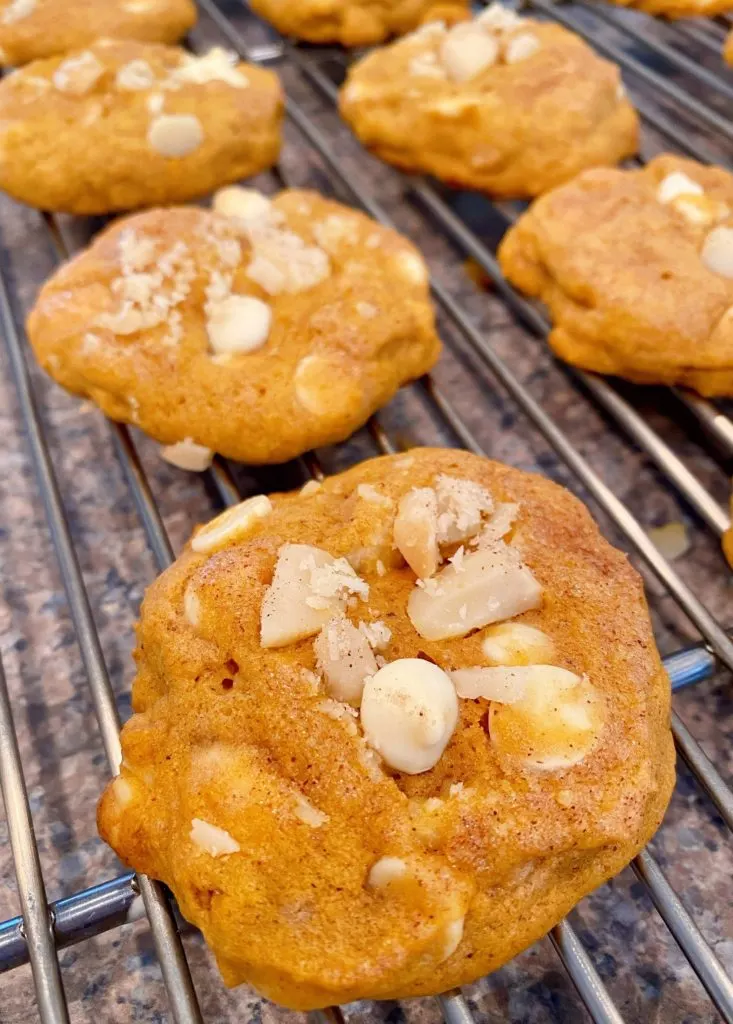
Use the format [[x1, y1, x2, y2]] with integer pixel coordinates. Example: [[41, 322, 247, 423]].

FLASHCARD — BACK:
[[0, 1, 731, 1021]]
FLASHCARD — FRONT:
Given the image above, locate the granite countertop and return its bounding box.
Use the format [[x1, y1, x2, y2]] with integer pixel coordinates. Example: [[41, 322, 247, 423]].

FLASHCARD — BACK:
[[0, 2, 731, 1022]]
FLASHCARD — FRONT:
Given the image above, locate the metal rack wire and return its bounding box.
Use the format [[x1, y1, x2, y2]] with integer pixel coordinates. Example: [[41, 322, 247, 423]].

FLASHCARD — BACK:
[[0, 1, 731, 1022]]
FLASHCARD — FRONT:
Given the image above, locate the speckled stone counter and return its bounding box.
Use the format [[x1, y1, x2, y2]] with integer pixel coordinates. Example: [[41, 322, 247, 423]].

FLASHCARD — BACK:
[[0, 2, 731, 1022]]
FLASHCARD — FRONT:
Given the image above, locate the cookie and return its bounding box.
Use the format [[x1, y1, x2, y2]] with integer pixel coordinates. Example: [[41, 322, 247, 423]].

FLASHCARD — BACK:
[[0, 0, 196, 66], [724, 28, 733, 67], [339, 4, 638, 199], [97, 447, 674, 1008], [499, 154, 733, 395], [248, 0, 469, 46], [724, 496, 733, 566], [606, 0, 732, 17], [27, 188, 441, 464], [0, 41, 283, 213]]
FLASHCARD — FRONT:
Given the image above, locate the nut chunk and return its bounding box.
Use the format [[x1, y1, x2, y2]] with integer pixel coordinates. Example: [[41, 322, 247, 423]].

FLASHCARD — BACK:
[[261, 544, 368, 648], [408, 543, 541, 641], [314, 615, 377, 706]]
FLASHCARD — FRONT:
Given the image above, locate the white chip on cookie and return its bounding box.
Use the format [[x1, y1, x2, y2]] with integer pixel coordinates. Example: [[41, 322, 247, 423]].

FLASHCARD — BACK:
[[148, 112, 204, 157]]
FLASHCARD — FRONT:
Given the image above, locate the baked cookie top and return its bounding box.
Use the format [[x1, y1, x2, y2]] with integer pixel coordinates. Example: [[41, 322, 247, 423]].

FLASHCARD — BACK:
[[0, 40, 283, 213], [724, 27, 733, 67], [0, 0, 196, 65], [499, 154, 733, 395], [339, 4, 638, 199], [28, 187, 441, 464], [249, 0, 469, 46], [97, 448, 673, 1008]]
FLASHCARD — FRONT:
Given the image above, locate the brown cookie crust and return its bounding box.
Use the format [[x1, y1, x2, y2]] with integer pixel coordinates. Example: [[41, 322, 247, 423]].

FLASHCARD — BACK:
[[98, 448, 674, 1008]]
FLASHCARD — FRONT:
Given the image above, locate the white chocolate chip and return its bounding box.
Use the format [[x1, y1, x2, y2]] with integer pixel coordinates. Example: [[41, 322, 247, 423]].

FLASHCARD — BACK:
[[160, 438, 213, 472], [394, 487, 440, 579], [481, 623, 555, 666], [656, 171, 703, 205], [367, 856, 408, 888], [147, 92, 164, 114], [190, 818, 240, 856], [360, 658, 458, 774], [394, 250, 429, 286], [294, 355, 332, 415], [148, 113, 204, 158], [408, 542, 542, 641], [476, 3, 522, 32], [213, 186, 272, 222], [112, 775, 135, 808], [701, 225, 733, 278], [356, 483, 393, 508], [300, 479, 322, 496], [116, 59, 155, 91], [440, 24, 500, 82], [1, 0, 35, 24], [52, 51, 104, 96], [489, 666, 604, 770], [452, 664, 540, 702], [169, 47, 248, 88], [183, 583, 201, 627], [438, 916, 465, 961], [504, 32, 540, 63], [192, 494, 272, 554], [314, 615, 378, 706], [671, 194, 728, 226], [293, 794, 329, 828], [206, 294, 272, 356]]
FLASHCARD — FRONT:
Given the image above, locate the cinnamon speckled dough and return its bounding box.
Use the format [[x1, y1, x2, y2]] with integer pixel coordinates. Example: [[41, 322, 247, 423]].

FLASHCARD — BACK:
[[249, 0, 469, 45], [97, 448, 674, 1009], [499, 154, 733, 395], [0, 0, 196, 66], [27, 191, 441, 463], [339, 8, 638, 199], [0, 40, 283, 213]]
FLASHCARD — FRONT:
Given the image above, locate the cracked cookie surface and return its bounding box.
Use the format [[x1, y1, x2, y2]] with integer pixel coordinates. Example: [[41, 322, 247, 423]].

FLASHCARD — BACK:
[[0, 40, 283, 213], [499, 154, 733, 395], [339, 5, 638, 198], [98, 447, 673, 1008], [27, 187, 441, 463]]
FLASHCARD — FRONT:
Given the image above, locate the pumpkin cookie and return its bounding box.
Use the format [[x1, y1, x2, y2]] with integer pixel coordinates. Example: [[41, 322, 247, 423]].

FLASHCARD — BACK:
[[499, 154, 733, 395], [27, 188, 441, 464], [0, 0, 196, 66], [608, 0, 732, 17], [724, 28, 733, 67], [97, 447, 674, 1008], [0, 40, 283, 213], [339, 4, 638, 199], [249, 0, 469, 46]]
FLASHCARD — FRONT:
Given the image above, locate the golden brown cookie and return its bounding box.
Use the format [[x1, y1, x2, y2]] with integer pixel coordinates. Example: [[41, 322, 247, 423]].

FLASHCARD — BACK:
[[27, 188, 441, 464], [0, 0, 196, 65], [339, 4, 638, 199], [98, 447, 674, 1009], [724, 27, 733, 67], [0, 41, 283, 213], [499, 154, 733, 395], [606, 0, 732, 17], [249, 0, 469, 45], [724, 493, 733, 566]]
